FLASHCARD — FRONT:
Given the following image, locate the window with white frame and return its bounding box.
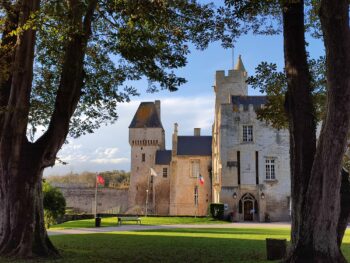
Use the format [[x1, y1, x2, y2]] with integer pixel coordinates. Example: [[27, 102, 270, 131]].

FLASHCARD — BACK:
[[190, 160, 200, 178], [265, 158, 276, 180], [242, 125, 253, 142]]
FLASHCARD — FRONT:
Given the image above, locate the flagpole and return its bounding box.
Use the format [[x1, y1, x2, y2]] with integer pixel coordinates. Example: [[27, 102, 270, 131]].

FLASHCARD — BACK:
[[94, 173, 98, 218], [145, 173, 149, 217]]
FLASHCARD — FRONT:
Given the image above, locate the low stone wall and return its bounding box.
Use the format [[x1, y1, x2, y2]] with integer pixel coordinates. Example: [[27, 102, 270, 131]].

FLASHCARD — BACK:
[[57, 185, 128, 214]]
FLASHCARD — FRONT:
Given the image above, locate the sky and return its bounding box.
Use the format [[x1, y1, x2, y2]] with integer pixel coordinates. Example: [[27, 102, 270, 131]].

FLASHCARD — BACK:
[[44, 20, 324, 176]]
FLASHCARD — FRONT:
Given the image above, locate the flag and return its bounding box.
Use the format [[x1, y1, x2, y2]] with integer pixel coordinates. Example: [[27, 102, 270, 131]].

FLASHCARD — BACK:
[[199, 175, 204, 185], [96, 175, 105, 186], [150, 168, 158, 176]]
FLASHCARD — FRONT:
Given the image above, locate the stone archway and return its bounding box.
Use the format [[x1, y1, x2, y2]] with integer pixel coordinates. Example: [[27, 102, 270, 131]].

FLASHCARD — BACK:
[[240, 193, 257, 221]]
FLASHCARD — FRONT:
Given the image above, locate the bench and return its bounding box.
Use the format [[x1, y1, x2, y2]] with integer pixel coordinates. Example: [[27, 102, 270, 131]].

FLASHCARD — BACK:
[[117, 216, 141, 225]]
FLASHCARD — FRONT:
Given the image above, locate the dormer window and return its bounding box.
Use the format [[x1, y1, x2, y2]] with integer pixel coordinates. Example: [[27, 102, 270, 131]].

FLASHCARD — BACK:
[[243, 125, 253, 142]]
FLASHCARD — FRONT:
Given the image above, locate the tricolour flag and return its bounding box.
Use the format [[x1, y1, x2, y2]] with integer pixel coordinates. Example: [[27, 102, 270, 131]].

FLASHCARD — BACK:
[[96, 175, 105, 186], [150, 168, 158, 176], [199, 175, 204, 185]]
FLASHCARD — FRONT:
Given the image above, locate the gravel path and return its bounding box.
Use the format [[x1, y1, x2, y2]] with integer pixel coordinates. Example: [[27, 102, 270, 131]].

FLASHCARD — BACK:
[[48, 222, 291, 236]]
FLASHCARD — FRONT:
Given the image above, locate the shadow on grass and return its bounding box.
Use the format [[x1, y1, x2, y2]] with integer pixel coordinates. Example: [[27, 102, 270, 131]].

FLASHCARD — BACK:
[[139, 227, 291, 237], [51, 233, 270, 263], [3, 228, 350, 263]]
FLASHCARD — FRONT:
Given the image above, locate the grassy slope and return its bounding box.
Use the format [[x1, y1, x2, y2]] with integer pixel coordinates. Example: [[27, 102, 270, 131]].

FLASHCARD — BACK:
[[50, 216, 226, 229], [3, 228, 350, 263]]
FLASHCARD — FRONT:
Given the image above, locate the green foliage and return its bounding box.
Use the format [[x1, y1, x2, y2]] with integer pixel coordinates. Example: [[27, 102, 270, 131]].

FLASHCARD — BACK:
[[247, 57, 326, 129], [247, 62, 288, 129], [209, 203, 224, 220], [45, 170, 130, 188], [22, 0, 240, 139], [43, 182, 66, 229]]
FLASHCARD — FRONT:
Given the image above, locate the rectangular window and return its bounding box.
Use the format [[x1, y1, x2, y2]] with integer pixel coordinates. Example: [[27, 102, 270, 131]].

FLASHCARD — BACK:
[[237, 151, 241, 185], [142, 153, 145, 162], [265, 158, 276, 180], [255, 151, 259, 185], [162, 168, 168, 178], [243, 125, 253, 142], [194, 186, 199, 206], [191, 160, 200, 178]]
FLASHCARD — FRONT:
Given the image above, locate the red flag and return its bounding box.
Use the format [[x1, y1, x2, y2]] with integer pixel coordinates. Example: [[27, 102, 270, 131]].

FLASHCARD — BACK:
[[199, 175, 204, 185], [96, 175, 105, 186]]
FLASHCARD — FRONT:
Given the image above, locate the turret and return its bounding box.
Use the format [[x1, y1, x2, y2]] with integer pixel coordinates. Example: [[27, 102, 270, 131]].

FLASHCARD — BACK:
[[214, 55, 248, 106]]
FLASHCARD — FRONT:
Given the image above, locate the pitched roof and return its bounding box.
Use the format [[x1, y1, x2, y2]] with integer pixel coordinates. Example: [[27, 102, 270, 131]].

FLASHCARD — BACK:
[[129, 102, 163, 128], [177, 136, 212, 156], [231, 96, 267, 107], [234, 55, 246, 72], [155, 150, 172, 165]]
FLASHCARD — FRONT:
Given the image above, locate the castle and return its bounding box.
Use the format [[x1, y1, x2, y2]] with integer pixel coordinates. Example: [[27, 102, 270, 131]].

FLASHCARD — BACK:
[[128, 56, 291, 221]]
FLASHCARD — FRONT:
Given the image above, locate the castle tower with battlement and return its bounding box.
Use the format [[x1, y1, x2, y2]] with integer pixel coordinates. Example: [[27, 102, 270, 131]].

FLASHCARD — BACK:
[[212, 55, 291, 222], [128, 101, 166, 213]]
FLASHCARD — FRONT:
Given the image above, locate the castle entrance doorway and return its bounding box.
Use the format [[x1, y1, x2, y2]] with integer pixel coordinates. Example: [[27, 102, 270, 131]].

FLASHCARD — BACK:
[[244, 201, 253, 221], [240, 193, 256, 221]]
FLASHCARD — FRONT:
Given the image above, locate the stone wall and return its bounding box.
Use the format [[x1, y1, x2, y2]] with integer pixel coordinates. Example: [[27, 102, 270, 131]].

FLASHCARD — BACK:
[[56, 185, 128, 214], [169, 155, 212, 216]]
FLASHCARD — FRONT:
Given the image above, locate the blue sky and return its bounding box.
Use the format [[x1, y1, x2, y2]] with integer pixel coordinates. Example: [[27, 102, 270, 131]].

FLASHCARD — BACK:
[[44, 22, 324, 176]]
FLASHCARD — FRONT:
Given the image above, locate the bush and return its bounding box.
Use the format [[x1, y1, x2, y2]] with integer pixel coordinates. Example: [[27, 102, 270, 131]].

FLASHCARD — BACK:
[[210, 203, 224, 220], [43, 182, 66, 228]]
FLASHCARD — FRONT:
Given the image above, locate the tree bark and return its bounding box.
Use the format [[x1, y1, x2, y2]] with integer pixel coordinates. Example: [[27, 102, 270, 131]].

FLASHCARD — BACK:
[[282, 0, 317, 261], [0, 0, 97, 258], [285, 0, 350, 262]]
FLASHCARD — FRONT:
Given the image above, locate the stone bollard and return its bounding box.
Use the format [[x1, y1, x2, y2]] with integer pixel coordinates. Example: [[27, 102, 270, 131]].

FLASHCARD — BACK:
[[266, 238, 287, 260]]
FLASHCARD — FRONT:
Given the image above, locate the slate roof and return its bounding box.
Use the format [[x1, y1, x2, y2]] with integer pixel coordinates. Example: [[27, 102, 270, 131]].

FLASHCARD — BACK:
[[177, 136, 212, 156], [129, 102, 163, 128], [155, 150, 172, 165], [231, 96, 267, 107]]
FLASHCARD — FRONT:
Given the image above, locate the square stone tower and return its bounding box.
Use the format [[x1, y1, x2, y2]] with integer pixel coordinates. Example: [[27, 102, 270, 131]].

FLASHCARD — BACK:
[[128, 101, 165, 213]]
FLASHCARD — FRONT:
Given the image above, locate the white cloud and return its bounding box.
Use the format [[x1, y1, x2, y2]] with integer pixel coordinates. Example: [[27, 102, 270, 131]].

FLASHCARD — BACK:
[[94, 147, 119, 158], [91, 158, 129, 164]]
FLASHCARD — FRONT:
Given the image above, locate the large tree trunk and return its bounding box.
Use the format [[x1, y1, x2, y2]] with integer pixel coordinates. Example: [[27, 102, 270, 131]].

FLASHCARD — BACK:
[[282, 0, 317, 260], [285, 0, 350, 262], [0, 0, 97, 259], [0, 0, 57, 258]]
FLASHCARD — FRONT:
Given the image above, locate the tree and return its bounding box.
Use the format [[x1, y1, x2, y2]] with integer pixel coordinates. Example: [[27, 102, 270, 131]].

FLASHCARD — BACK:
[[0, 0, 235, 258], [43, 182, 66, 229], [225, 0, 350, 261]]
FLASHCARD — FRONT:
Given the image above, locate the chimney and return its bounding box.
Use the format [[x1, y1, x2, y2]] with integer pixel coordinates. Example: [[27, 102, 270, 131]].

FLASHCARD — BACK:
[[172, 123, 178, 156], [194, 128, 201, 136], [155, 100, 161, 119]]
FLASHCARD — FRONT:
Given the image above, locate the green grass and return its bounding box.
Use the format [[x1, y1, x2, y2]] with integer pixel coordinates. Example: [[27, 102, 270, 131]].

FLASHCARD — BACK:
[[50, 216, 226, 229], [3, 228, 350, 263]]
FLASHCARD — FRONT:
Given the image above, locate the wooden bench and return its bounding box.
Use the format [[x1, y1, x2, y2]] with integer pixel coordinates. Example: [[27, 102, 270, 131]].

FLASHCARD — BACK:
[[117, 216, 141, 225]]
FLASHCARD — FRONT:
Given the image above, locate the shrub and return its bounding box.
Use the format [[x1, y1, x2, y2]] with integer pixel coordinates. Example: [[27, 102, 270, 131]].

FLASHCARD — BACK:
[[210, 203, 224, 220], [43, 182, 66, 228]]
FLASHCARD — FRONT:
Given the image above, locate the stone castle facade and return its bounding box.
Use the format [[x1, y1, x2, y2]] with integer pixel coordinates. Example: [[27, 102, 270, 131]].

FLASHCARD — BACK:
[[128, 56, 291, 221]]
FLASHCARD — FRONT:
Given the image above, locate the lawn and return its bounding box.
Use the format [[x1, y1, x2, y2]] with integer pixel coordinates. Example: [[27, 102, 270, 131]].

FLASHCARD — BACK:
[[50, 216, 226, 229], [3, 228, 350, 263]]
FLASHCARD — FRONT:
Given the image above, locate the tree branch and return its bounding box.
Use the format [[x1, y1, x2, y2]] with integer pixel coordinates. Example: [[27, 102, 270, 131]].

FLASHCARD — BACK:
[[36, 0, 97, 167]]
